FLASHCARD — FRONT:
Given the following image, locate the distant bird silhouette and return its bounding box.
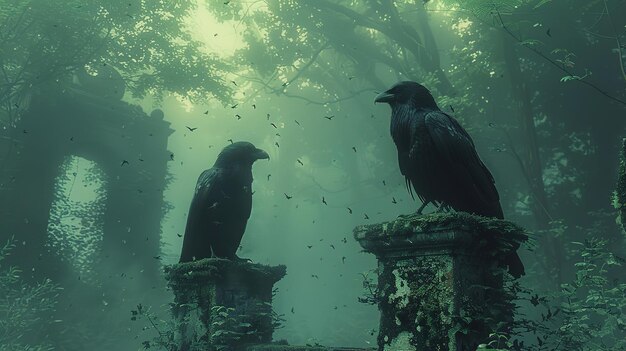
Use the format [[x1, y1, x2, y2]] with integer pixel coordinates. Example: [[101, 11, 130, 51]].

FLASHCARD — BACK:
[[179, 142, 269, 262], [376, 81, 524, 277]]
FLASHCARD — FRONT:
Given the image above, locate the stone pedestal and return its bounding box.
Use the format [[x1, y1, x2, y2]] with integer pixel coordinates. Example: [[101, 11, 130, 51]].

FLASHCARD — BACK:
[[165, 259, 286, 351], [354, 213, 526, 351]]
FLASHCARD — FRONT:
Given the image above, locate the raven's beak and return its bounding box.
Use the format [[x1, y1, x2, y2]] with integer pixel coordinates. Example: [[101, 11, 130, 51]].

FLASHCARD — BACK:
[[374, 90, 395, 103], [254, 148, 270, 160]]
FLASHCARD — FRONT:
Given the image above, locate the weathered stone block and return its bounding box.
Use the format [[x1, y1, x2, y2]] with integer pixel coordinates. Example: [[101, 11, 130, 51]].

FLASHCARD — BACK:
[[165, 258, 286, 350], [354, 212, 526, 351]]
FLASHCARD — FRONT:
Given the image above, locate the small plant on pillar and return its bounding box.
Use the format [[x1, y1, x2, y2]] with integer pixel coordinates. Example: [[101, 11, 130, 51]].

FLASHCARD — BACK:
[[130, 303, 177, 351], [357, 269, 382, 305], [210, 305, 248, 350]]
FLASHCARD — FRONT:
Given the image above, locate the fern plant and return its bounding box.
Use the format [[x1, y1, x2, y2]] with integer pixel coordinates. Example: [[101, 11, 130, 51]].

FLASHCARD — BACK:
[[0, 238, 61, 351]]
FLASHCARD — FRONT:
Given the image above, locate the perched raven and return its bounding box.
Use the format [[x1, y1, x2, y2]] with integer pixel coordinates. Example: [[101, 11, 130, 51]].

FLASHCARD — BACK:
[[179, 142, 269, 262], [375, 81, 524, 277]]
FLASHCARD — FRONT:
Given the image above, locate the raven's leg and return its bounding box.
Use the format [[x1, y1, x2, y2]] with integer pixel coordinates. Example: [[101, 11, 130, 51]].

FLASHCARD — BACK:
[[232, 255, 252, 263], [417, 201, 430, 214]]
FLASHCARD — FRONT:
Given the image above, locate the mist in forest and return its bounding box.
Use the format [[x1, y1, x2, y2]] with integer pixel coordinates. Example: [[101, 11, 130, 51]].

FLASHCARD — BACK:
[[1, 0, 625, 350]]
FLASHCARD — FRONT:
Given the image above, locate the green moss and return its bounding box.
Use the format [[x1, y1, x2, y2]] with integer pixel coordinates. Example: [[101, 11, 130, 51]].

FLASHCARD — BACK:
[[356, 212, 526, 239], [377, 255, 454, 350], [164, 258, 286, 285], [354, 212, 527, 259]]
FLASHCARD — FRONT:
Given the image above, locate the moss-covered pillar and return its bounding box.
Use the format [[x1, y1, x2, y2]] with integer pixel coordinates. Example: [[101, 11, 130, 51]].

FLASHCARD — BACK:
[[354, 213, 526, 351], [165, 259, 286, 351]]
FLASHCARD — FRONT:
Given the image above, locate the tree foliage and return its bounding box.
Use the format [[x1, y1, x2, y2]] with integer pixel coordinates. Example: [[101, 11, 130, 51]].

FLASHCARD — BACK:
[[0, 238, 61, 351], [0, 0, 231, 127]]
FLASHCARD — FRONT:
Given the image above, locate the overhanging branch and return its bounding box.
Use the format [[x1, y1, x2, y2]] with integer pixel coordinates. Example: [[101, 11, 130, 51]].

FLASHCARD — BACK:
[[494, 10, 626, 107]]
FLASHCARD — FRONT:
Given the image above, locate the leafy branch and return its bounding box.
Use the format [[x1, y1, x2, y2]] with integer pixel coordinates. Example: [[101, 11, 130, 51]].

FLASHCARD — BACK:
[[493, 9, 626, 107]]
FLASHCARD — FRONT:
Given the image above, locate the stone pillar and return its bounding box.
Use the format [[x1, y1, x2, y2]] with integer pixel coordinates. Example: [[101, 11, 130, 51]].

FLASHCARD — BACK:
[[354, 213, 526, 351], [165, 258, 286, 351]]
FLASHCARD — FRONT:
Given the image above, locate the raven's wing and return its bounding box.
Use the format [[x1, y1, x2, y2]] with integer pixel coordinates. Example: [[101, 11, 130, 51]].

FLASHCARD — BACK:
[[424, 111, 503, 218], [179, 168, 224, 262], [390, 108, 420, 199], [425, 111, 522, 276], [210, 178, 253, 258]]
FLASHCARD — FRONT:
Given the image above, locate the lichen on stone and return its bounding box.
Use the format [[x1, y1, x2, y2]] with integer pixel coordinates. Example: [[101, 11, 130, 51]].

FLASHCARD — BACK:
[[383, 331, 412, 351], [388, 267, 410, 309]]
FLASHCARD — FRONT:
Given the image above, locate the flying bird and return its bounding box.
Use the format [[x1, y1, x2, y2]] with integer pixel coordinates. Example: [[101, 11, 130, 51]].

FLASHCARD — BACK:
[[186, 126, 197, 132], [179, 142, 270, 262], [375, 81, 524, 277]]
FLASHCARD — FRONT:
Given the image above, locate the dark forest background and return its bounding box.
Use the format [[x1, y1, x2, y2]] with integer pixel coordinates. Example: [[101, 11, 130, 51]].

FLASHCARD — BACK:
[[0, 0, 625, 350]]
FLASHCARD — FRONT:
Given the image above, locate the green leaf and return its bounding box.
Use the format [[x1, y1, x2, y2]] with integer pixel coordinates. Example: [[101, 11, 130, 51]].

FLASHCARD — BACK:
[[560, 75, 582, 82]]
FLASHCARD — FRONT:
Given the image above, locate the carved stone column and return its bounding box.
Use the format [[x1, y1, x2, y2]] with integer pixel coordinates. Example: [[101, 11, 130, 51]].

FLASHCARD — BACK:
[[354, 213, 526, 351], [165, 259, 286, 351]]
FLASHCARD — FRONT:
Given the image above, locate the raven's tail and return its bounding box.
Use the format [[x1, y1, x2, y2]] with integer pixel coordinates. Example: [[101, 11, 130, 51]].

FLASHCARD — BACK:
[[505, 251, 525, 278]]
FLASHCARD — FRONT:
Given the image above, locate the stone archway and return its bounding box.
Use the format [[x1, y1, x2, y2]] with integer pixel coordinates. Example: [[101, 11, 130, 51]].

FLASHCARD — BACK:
[[0, 67, 173, 284]]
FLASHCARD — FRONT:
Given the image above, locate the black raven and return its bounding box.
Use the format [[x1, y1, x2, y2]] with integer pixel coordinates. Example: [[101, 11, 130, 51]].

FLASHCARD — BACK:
[[375, 81, 503, 218], [179, 142, 269, 262], [375, 81, 524, 277]]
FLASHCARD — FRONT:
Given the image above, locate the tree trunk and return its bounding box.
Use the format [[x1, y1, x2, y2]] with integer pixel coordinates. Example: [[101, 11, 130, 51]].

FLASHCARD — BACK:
[[501, 34, 550, 227], [501, 32, 565, 283]]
